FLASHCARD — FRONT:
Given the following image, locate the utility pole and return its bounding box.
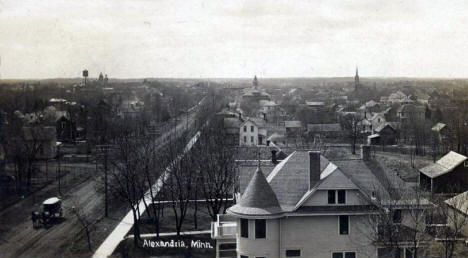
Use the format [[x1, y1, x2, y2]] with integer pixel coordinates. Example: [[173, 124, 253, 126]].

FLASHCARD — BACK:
[[97, 144, 110, 218], [57, 143, 62, 196], [104, 146, 108, 218]]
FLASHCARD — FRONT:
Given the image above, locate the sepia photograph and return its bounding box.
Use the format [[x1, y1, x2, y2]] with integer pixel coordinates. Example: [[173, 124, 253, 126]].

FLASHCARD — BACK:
[[1, 0, 468, 257]]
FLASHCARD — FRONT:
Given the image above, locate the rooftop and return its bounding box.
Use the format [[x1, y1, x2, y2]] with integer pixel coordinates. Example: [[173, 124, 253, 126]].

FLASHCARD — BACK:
[[419, 151, 467, 178], [307, 123, 341, 132], [228, 167, 284, 217]]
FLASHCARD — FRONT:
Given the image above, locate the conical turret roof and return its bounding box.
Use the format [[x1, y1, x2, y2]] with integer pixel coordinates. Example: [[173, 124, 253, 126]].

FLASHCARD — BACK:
[[228, 167, 283, 218]]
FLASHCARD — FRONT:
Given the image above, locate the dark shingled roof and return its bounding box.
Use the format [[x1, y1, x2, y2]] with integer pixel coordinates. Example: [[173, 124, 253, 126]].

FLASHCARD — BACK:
[[267, 151, 330, 211], [237, 161, 276, 194], [228, 167, 283, 217]]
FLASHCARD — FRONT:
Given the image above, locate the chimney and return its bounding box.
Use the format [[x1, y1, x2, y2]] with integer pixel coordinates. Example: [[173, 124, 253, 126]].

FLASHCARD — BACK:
[[271, 150, 277, 164], [361, 145, 371, 161], [238, 112, 242, 120], [309, 151, 321, 189]]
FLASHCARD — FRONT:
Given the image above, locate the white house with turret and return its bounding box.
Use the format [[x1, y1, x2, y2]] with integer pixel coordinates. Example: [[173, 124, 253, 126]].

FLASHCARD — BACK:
[[212, 147, 433, 258]]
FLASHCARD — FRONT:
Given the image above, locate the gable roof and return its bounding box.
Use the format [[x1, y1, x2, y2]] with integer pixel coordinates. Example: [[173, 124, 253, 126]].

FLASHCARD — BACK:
[[445, 190, 468, 216], [224, 117, 242, 129], [420, 151, 467, 178], [431, 122, 446, 132], [266, 151, 330, 211], [375, 123, 396, 133], [285, 120, 302, 128], [306, 101, 325, 106], [228, 167, 283, 217]]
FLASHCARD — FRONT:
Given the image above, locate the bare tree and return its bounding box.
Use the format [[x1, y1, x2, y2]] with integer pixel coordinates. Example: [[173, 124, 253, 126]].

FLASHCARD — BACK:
[[430, 193, 468, 258], [69, 198, 93, 251], [158, 133, 195, 235], [107, 120, 147, 245], [192, 121, 236, 221], [359, 183, 433, 258]]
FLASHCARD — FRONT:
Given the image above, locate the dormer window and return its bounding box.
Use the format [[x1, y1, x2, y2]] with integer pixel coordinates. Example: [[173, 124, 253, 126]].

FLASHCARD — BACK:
[[328, 190, 346, 204]]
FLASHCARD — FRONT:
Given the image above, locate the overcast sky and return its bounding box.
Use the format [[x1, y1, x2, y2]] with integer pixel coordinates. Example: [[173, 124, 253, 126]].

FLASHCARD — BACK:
[[1, 0, 468, 79]]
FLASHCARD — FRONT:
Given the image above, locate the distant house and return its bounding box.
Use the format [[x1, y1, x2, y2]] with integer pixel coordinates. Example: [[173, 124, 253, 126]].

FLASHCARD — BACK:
[[419, 151, 468, 193], [258, 100, 288, 124], [267, 132, 286, 147], [307, 123, 342, 139], [367, 123, 398, 145], [49, 98, 68, 110], [397, 104, 425, 122], [56, 115, 76, 143], [431, 122, 450, 142], [239, 118, 267, 146], [359, 100, 381, 114], [358, 119, 373, 134], [223, 117, 243, 145], [387, 90, 413, 104], [284, 120, 303, 138], [368, 113, 387, 134]]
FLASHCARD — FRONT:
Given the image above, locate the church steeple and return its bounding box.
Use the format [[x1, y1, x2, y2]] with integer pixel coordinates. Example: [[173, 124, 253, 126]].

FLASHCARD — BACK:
[[253, 75, 258, 89], [354, 67, 360, 91]]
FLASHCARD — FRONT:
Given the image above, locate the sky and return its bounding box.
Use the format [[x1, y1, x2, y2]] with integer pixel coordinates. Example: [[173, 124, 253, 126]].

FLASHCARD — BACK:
[[1, 0, 468, 79]]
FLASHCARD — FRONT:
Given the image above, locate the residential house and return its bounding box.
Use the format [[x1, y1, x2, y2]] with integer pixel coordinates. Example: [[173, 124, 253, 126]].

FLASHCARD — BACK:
[[368, 113, 387, 134], [239, 118, 267, 146], [397, 104, 425, 122], [359, 100, 381, 114], [213, 148, 431, 258], [284, 120, 303, 138], [258, 100, 288, 124], [431, 122, 450, 143], [224, 117, 243, 146], [307, 123, 342, 140], [387, 91, 413, 104], [444, 191, 468, 238], [367, 123, 398, 145], [419, 151, 468, 193]]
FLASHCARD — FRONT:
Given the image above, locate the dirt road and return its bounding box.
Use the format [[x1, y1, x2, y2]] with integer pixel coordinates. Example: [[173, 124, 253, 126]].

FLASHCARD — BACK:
[[0, 165, 106, 258]]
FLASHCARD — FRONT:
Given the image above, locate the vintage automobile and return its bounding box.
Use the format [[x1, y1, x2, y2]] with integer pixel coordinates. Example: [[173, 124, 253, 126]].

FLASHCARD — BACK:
[[32, 197, 63, 228]]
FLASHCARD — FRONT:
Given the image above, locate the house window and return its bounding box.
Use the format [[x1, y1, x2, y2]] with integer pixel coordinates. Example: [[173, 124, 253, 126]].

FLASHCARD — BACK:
[[240, 219, 248, 238], [328, 190, 346, 204], [240, 256, 248, 258], [251, 136, 254, 143], [251, 125, 254, 132], [244, 136, 247, 143], [338, 190, 346, 204], [328, 190, 336, 204], [332, 252, 356, 258], [393, 209, 402, 224], [339, 215, 349, 235], [285, 249, 301, 257], [244, 126, 247, 132], [255, 219, 266, 239]]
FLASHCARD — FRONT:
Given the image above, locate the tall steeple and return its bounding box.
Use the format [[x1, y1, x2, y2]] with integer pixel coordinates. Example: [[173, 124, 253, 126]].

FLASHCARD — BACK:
[[253, 75, 258, 89], [354, 67, 359, 91]]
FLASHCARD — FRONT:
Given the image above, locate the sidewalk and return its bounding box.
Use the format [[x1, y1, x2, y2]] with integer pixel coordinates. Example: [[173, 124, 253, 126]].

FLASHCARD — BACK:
[[92, 131, 201, 258]]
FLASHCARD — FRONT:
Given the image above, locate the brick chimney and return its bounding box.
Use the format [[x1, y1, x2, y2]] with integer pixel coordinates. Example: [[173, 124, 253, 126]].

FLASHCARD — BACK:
[[309, 151, 321, 189], [361, 145, 371, 161]]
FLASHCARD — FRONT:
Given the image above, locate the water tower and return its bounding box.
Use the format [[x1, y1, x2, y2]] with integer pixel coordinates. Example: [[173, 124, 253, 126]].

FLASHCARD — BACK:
[[82, 69, 89, 86]]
